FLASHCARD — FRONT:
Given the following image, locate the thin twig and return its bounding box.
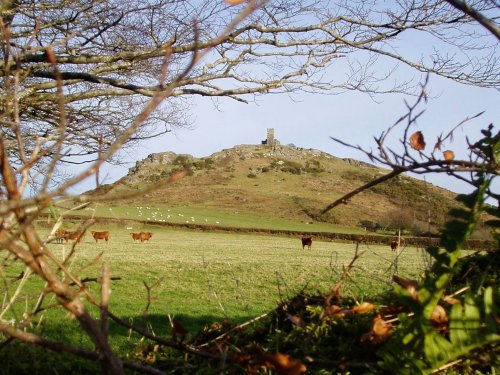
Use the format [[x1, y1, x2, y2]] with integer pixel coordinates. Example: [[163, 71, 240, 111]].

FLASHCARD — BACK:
[[0, 267, 31, 320], [430, 359, 463, 374], [325, 242, 365, 305], [142, 277, 165, 316], [199, 312, 269, 348]]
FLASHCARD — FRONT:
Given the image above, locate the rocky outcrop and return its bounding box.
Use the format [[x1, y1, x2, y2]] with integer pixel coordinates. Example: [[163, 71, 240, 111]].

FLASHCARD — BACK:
[[124, 144, 365, 183], [342, 158, 375, 168], [127, 152, 194, 175], [209, 144, 337, 161]]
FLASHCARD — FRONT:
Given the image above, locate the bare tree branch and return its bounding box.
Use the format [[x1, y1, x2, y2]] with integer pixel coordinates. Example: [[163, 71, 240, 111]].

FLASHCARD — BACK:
[[321, 159, 494, 213], [2, 0, 498, 166], [444, 0, 500, 40], [322, 79, 498, 214], [0, 319, 166, 375]]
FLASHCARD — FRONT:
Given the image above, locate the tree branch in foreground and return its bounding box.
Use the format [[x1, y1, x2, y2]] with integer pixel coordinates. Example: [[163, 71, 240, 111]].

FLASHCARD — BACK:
[[322, 80, 498, 215], [0, 320, 165, 375]]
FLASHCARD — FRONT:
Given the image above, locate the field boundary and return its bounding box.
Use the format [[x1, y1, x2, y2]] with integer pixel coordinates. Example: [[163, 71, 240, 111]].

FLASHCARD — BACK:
[[57, 214, 496, 252]]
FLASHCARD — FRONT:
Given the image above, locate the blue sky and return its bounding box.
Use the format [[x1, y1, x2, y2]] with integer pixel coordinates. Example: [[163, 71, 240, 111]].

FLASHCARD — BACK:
[[87, 72, 499, 198], [68, 6, 499, 199]]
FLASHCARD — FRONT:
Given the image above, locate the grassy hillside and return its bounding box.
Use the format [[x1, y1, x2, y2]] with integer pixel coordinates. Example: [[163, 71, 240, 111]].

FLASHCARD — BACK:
[[91, 144, 471, 236]]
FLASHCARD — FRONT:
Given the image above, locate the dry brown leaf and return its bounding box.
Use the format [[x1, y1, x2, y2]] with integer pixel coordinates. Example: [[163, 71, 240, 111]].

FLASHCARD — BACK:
[[442, 295, 461, 305], [324, 305, 347, 318], [431, 305, 448, 325], [443, 150, 455, 161], [409, 131, 426, 151], [360, 314, 392, 345], [392, 275, 419, 300], [225, 0, 246, 4], [372, 315, 392, 336], [261, 353, 307, 375], [352, 302, 375, 314]]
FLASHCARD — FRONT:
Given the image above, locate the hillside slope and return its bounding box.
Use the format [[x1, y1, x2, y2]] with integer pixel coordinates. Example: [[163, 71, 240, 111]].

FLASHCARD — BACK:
[[98, 144, 465, 235]]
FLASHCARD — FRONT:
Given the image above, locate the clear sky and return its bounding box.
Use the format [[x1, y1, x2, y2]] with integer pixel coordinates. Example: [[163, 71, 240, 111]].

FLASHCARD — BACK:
[[63, 3, 500, 200], [84, 72, 499, 199]]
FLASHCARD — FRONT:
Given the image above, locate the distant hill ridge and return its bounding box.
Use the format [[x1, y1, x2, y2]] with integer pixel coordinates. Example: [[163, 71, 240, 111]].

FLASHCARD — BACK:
[[124, 144, 376, 182], [105, 143, 477, 237]]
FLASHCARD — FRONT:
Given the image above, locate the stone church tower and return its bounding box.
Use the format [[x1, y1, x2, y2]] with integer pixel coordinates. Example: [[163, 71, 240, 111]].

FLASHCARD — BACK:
[[267, 128, 275, 146], [262, 128, 279, 147]]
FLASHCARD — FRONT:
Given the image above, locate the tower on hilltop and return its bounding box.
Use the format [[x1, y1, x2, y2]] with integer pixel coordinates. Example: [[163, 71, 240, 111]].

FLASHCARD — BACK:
[[261, 128, 279, 147], [267, 128, 275, 146]]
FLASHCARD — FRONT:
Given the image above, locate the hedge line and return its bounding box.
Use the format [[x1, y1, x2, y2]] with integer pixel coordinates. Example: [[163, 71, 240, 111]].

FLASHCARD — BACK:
[[64, 215, 497, 252]]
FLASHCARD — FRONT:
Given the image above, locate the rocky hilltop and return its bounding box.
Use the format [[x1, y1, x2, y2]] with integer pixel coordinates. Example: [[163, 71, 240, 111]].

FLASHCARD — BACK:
[[124, 144, 374, 183], [107, 143, 465, 235]]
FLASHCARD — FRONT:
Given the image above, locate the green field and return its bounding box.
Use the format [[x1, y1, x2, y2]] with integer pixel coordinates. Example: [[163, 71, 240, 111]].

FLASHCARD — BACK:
[[3, 225, 436, 360], [65, 202, 368, 234]]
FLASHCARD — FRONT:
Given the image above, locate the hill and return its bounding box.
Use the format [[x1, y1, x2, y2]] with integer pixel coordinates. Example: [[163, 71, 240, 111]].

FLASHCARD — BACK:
[[95, 143, 470, 236]]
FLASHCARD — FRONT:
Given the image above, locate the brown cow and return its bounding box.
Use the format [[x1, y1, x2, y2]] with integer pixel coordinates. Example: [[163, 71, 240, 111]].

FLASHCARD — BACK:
[[130, 232, 152, 243], [55, 229, 83, 243], [301, 236, 312, 250], [130, 232, 142, 243], [67, 231, 84, 243], [139, 232, 153, 243], [390, 240, 398, 252], [55, 228, 69, 243], [91, 231, 109, 243]]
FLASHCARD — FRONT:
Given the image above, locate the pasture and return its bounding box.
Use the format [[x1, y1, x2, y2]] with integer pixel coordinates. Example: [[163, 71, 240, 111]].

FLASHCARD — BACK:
[[4, 225, 434, 356], [70, 203, 369, 234]]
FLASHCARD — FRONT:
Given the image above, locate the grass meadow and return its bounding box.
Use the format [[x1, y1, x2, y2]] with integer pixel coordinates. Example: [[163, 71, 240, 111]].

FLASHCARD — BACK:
[[72, 203, 368, 234], [3, 225, 435, 359]]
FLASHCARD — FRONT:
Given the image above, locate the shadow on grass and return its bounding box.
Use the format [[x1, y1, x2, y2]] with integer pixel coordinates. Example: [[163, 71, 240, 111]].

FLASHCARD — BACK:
[[110, 312, 245, 339], [0, 312, 255, 374]]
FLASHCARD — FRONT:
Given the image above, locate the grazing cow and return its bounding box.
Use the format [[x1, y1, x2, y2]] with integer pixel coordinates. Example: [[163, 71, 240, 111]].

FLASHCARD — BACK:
[[66, 231, 84, 243], [55, 228, 69, 243], [139, 232, 153, 243], [55, 229, 83, 243], [301, 236, 312, 250], [91, 231, 110, 243], [390, 240, 398, 252], [130, 232, 142, 243], [130, 232, 153, 243]]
